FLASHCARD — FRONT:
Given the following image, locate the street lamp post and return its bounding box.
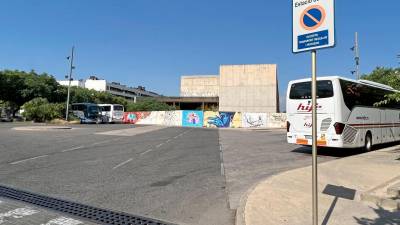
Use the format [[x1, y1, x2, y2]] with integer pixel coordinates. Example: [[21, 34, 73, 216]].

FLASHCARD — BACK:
[[65, 46, 75, 121], [350, 32, 360, 79]]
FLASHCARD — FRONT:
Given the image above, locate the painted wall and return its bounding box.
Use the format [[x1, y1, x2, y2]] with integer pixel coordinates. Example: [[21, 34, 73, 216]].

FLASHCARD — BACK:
[[242, 113, 268, 128], [123, 111, 286, 128], [267, 113, 287, 128], [204, 111, 242, 128], [182, 110, 204, 127], [123, 112, 141, 124], [163, 111, 182, 126]]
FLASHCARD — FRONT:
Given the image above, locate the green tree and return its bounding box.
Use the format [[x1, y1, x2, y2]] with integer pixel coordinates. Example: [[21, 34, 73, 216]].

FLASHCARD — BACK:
[[126, 98, 174, 111], [0, 70, 64, 115], [361, 67, 400, 106], [22, 98, 65, 122], [361, 67, 400, 89]]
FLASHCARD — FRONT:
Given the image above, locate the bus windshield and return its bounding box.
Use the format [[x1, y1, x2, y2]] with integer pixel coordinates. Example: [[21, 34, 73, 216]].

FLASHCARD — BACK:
[[289, 80, 334, 99], [113, 105, 123, 111], [101, 106, 111, 111]]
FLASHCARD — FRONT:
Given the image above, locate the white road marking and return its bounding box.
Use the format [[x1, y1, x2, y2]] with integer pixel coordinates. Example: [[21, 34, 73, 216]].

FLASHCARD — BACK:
[[166, 139, 171, 143], [96, 126, 165, 136], [155, 143, 163, 148], [0, 207, 39, 224], [140, 149, 153, 156], [90, 140, 111, 146], [61, 146, 84, 152], [10, 155, 49, 165], [41, 216, 82, 225], [112, 158, 133, 170], [90, 137, 122, 147], [173, 136, 179, 139]]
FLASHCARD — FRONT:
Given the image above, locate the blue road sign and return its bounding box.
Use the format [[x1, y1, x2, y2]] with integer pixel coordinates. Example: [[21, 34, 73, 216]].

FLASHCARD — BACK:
[[292, 0, 335, 53]]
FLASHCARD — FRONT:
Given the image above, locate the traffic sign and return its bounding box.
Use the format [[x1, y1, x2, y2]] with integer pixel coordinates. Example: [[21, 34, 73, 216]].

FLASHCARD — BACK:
[[292, 0, 335, 53]]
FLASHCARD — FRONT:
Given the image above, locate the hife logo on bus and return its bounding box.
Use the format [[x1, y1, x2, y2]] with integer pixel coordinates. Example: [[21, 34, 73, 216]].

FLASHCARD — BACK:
[[297, 102, 322, 112]]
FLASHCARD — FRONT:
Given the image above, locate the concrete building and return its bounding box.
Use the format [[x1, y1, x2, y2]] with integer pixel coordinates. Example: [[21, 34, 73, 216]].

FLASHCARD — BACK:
[[180, 75, 219, 97], [57, 80, 85, 88], [219, 64, 278, 113], [178, 64, 279, 113], [57, 76, 159, 100]]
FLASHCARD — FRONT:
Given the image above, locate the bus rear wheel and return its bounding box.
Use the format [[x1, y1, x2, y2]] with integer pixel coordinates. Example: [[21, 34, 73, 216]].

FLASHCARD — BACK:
[[364, 133, 372, 152]]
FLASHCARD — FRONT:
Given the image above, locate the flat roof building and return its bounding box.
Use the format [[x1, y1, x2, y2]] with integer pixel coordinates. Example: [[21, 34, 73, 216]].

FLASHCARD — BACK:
[[175, 64, 279, 113], [57, 76, 159, 100]]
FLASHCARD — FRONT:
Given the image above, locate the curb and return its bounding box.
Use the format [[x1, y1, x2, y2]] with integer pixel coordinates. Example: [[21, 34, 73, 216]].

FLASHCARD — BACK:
[[235, 180, 264, 225], [235, 144, 400, 225]]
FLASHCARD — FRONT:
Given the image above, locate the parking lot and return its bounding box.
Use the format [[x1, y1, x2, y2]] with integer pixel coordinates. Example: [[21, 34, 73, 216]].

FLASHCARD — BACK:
[[0, 123, 364, 225]]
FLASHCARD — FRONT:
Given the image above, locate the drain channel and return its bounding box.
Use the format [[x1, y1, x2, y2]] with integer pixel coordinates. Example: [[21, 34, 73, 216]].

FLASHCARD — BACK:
[[0, 185, 175, 225]]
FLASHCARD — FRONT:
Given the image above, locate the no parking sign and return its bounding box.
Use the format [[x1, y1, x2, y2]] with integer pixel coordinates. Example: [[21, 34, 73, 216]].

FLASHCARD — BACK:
[[292, 0, 335, 53]]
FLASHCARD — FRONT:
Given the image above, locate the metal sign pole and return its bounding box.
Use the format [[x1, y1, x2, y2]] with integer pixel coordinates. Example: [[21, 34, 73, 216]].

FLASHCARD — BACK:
[[311, 49, 318, 225]]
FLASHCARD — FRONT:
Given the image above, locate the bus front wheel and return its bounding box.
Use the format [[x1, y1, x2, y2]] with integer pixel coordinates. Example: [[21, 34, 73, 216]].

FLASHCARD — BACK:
[[364, 132, 372, 152]]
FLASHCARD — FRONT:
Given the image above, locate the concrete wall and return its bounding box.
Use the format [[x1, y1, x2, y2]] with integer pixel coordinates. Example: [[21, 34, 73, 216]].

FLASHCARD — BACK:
[[180, 75, 219, 97], [219, 64, 278, 113], [123, 111, 286, 128]]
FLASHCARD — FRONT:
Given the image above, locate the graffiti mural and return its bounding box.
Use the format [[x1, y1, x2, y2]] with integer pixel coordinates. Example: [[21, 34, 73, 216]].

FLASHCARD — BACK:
[[123, 112, 141, 124], [205, 112, 240, 128], [231, 112, 242, 128], [182, 110, 204, 127], [123, 112, 156, 124], [267, 113, 287, 128], [163, 111, 182, 126], [136, 111, 164, 125], [124, 110, 286, 129], [203, 111, 218, 128], [242, 113, 268, 128]]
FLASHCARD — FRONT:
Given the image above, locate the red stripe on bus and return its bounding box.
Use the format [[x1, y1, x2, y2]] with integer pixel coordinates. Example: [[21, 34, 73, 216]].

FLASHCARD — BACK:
[[349, 123, 400, 126]]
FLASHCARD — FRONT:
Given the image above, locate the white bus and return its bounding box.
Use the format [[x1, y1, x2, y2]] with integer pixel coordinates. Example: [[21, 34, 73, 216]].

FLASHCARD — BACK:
[[71, 103, 103, 124], [98, 104, 124, 123], [286, 76, 400, 151]]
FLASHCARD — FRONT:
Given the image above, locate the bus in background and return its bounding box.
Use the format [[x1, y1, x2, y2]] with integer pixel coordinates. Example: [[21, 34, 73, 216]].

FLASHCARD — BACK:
[[286, 76, 400, 151], [71, 103, 103, 124], [98, 104, 124, 123]]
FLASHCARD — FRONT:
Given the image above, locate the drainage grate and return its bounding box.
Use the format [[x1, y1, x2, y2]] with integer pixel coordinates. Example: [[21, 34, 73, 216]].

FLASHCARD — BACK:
[[0, 185, 175, 225]]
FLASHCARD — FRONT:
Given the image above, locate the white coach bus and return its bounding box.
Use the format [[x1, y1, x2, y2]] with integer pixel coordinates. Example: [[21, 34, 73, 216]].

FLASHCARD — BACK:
[[98, 104, 124, 123], [286, 76, 400, 151]]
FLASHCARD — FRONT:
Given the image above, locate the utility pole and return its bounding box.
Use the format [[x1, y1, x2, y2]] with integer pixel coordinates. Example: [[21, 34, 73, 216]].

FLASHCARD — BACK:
[[351, 32, 360, 79], [65, 46, 75, 121], [397, 54, 400, 65]]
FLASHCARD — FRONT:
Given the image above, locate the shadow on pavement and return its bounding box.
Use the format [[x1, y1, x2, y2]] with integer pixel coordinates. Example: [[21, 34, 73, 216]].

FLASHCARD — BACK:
[[353, 206, 400, 225], [291, 146, 364, 157], [321, 184, 356, 225], [291, 141, 400, 158]]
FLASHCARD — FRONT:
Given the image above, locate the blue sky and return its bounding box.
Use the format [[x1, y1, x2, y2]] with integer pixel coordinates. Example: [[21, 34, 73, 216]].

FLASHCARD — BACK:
[[0, 0, 399, 105]]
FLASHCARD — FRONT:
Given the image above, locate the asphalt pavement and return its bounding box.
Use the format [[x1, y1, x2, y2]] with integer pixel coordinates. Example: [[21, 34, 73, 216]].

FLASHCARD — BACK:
[[0, 123, 360, 225]]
